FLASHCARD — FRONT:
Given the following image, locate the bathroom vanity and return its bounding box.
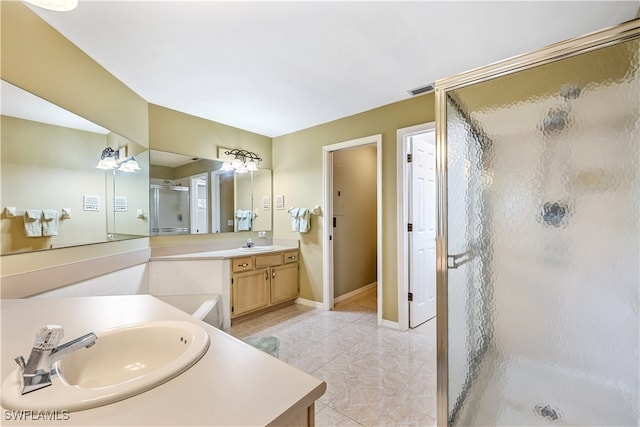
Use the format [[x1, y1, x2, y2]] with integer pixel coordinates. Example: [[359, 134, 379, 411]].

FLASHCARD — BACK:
[[230, 249, 299, 318], [0, 295, 325, 426], [148, 244, 300, 327]]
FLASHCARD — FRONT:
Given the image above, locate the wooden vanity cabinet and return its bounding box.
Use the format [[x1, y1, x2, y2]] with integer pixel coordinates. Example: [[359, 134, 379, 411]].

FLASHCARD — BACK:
[[270, 263, 299, 304], [232, 269, 270, 316], [231, 250, 299, 319]]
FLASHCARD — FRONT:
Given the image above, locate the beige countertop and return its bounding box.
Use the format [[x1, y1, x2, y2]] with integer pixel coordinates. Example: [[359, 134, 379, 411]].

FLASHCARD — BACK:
[[0, 295, 325, 426], [149, 245, 299, 261]]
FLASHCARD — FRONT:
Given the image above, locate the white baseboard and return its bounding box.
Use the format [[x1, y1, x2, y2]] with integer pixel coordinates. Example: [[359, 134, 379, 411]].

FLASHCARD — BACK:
[[381, 319, 400, 330], [295, 297, 324, 309], [334, 282, 377, 304]]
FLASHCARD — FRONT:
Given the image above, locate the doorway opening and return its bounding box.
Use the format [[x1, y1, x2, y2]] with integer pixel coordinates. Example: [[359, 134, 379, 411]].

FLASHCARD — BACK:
[[397, 123, 437, 330], [322, 134, 382, 325]]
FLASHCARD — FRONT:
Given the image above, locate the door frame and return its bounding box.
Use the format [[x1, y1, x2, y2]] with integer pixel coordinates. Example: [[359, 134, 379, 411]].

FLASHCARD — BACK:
[[190, 172, 208, 234], [322, 134, 382, 325], [433, 20, 640, 427], [397, 122, 436, 331]]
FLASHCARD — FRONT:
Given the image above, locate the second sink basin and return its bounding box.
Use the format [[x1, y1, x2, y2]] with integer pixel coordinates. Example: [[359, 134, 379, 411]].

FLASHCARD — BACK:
[[1, 320, 210, 412]]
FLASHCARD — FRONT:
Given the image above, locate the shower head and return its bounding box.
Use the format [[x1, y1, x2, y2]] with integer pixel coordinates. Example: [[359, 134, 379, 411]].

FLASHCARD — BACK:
[[541, 105, 571, 134], [560, 84, 581, 101], [541, 201, 570, 227], [539, 84, 581, 135]]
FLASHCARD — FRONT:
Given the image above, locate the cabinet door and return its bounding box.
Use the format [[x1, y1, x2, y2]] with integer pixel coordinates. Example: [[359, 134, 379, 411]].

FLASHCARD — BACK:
[[232, 269, 269, 317], [270, 263, 299, 305]]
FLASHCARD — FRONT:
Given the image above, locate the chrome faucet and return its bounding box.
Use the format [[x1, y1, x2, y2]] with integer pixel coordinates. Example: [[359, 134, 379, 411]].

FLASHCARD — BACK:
[[244, 238, 255, 248], [14, 325, 97, 395]]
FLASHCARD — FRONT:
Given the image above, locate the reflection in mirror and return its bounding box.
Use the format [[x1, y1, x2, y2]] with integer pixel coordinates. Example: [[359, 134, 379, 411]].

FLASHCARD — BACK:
[[251, 169, 272, 232], [210, 169, 235, 233], [150, 150, 272, 235], [150, 151, 221, 235], [0, 80, 149, 255]]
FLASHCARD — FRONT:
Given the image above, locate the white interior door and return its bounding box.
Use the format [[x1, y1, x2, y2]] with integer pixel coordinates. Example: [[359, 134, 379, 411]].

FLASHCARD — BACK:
[[190, 173, 208, 234], [409, 129, 436, 327]]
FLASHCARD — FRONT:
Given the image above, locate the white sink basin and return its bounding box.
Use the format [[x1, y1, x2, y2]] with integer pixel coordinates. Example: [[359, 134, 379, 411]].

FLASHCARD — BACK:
[[1, 321, 210, 412], [238, 246, 272, 251]]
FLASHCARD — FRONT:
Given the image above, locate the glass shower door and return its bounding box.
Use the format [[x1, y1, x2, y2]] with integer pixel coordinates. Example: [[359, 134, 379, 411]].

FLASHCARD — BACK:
[[150, 184, 190, 235], [442, 34, 639, 426]]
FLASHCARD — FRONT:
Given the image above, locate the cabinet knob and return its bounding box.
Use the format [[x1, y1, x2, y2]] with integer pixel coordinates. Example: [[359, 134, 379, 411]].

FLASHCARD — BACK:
[[239, 263, 249, 267], [265, 271, 269, 280], [272, 270, 276, 278], [287, 255, 296, 260]]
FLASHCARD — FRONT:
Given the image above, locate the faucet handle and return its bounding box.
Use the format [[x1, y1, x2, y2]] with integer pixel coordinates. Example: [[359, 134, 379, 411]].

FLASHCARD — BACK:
[[33, 325, 64, 350]]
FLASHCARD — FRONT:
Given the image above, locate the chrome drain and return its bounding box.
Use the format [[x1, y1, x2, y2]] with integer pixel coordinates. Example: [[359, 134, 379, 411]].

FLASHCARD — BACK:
[[534, 404, 562, 421]]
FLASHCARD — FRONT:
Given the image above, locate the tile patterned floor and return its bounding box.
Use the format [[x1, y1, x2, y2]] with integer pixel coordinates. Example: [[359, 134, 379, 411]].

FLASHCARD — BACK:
[[225, 287, 437, 426]]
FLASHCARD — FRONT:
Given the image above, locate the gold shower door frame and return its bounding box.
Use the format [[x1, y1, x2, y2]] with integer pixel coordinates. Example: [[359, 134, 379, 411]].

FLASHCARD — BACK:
[[434, 18, 640, 427]]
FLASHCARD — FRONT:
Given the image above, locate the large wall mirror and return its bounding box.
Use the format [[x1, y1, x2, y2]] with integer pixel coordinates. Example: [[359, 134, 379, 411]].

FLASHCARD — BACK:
[[0, 80, 149, 255], [150, 150, 272, 235]]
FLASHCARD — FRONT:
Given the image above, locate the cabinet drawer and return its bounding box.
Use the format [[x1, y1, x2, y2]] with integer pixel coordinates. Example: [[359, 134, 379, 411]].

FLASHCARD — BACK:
[[283, 251, 299, 264], [232, 256, 254, 272], [255, 253, 283, 268]]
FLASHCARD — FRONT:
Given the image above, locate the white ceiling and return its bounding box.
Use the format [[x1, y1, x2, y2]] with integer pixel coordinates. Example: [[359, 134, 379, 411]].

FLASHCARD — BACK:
[[0, 80, 109, 134], [28, 1, 638, 137]]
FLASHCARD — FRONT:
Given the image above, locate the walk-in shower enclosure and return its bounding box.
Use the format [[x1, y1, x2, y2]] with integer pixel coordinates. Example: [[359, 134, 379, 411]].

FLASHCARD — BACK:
[[435, 19, 639, 426], [150, 183, 190, 235]]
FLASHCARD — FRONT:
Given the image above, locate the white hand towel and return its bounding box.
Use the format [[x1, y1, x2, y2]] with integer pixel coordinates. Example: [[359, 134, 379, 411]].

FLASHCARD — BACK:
[[236, 210, 252, 231], [42, 209, 59, 236], [24, 209, 43, 237], [288, 208, 300, 232], [298, 208, 310, 233]]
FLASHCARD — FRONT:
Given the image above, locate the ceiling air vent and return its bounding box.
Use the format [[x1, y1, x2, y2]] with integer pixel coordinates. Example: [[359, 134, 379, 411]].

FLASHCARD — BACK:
[[407, 83, 435, 96]]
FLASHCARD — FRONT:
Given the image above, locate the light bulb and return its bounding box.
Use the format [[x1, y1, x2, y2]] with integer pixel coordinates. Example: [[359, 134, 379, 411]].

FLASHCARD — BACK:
[[231, 158, 243, 169]]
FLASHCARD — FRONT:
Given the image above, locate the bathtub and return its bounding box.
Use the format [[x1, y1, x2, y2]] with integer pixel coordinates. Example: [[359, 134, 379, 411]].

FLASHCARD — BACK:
[[155, 293, 222, 329]]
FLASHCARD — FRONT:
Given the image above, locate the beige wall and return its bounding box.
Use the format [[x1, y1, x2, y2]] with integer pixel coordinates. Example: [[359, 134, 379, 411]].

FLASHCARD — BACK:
[[149, 104, 272, 168], [112, 152, 150, 237], [1, 116, 109, 253], [273, 94, 435, 322], [0, 2, 148, 146], [0, 2, 150, 284], [333, 145, 377, 298]]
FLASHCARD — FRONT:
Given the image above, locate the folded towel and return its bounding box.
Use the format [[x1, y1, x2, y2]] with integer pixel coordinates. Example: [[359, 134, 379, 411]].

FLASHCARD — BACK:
[[288, 208, 300, 232], [298, 208, 310, 233], [42, 209, 59, 236], [236, 209, 253, 231], [24, 209, 43, 237]]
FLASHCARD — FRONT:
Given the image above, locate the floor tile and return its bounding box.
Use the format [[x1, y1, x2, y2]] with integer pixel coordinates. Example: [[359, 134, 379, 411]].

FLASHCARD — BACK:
[[226, 286, 437, 427]]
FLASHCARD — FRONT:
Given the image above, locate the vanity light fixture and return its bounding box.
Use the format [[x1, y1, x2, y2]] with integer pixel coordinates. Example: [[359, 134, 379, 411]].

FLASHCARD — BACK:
[[96, 147, 141, 172], [119, 157, 141, 173], [24, 0, 78, 12], [221, 149, 261, 174], [96, 147, 119, 170]]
